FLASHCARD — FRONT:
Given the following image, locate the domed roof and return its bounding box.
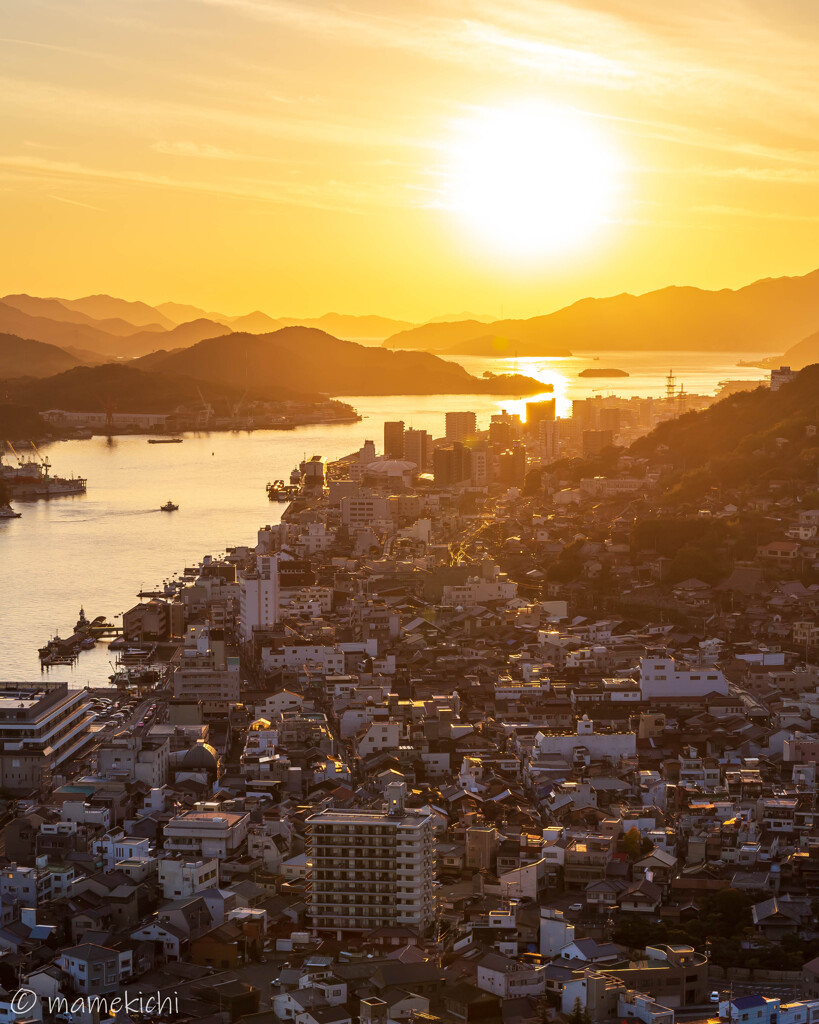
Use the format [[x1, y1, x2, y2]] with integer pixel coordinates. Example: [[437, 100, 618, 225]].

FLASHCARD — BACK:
[[181, 741, 219, 771]]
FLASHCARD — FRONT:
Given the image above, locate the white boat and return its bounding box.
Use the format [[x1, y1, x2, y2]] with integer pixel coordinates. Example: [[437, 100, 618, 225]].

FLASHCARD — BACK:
[[0, 504, 21, 518]]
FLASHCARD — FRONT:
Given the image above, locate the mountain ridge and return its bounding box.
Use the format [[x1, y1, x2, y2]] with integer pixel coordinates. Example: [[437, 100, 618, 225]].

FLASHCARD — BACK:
[[383, 268, 819, 355]]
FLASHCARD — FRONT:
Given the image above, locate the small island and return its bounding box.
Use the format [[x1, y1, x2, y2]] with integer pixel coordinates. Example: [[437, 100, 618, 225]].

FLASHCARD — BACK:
[[578, 367, 630, 378]]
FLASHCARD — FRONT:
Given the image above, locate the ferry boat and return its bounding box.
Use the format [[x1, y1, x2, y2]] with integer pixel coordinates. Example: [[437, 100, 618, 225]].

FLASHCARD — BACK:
[[160, 501, 179, 512], [1, 443, 86, 499]]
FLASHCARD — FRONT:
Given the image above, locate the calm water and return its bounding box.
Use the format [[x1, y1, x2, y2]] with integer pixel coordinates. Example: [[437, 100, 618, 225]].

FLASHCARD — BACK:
[[0, 352, 767, 685]]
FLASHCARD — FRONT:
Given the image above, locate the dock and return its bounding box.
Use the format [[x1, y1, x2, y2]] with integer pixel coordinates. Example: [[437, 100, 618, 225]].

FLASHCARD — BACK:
[[39, 611, 123, 666]]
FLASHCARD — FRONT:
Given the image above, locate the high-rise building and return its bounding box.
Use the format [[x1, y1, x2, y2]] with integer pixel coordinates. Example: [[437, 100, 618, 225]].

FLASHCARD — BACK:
[[307, 783, 436, 938], [539, 419, 561, 462], [445, 410, 477, 442], [239, 554, 280, 640], [489, 410, 521, 447], [383, 421, 405, 459], [403, 428, 432, 472], [433, 442, 470, 486], [526, 399, 555, 432]]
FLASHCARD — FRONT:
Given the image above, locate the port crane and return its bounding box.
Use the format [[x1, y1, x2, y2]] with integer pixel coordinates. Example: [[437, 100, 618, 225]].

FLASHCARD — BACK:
[[28, 441, 51, 474]]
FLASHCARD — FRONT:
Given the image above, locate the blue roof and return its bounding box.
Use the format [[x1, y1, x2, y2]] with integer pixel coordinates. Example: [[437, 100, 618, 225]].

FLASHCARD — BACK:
[[733, 996, 769, 1009]]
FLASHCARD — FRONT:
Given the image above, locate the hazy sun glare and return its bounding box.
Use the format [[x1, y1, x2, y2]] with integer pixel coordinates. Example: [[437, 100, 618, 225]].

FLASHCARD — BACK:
[[446, 103, 621, 259]]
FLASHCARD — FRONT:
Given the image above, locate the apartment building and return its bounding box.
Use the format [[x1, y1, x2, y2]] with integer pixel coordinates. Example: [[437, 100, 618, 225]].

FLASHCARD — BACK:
[[308, 783, 436, 938], [0, 683, 94, 793], [163, 808, 250, 860], [97, 732, 170, 788], [158, 856, 220, 898], [170, 626, 240, 705], [445, 410, 477, 442]]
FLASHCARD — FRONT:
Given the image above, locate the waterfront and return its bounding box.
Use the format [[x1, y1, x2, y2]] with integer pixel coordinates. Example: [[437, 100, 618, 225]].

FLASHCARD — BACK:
[[0, 352, 768, 685]]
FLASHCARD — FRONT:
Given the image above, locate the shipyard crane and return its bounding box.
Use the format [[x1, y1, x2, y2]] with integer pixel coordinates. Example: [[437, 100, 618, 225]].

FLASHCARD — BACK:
[[229, 389, 249, 427], [194, 386, 214, 429], [5, 440, 23, 465], [29, 441, 51, 473]]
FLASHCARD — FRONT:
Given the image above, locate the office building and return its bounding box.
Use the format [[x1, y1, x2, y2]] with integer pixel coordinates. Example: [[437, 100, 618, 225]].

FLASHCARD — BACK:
[[308, 782, 436, 938], [383, 421, 405, 459], [445, 411, 477, 442]]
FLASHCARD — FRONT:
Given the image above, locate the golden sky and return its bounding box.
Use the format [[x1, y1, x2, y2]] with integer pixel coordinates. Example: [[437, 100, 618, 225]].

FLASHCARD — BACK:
[[2, 0, 819, 321]]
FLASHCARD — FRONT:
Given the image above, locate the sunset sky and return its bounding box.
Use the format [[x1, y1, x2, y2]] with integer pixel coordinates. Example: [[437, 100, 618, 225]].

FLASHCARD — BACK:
[[3, 1, 819, 320]]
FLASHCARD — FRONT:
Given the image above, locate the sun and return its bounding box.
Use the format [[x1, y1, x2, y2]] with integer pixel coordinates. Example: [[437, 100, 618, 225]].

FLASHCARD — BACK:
[[445, 102, 621, 258]]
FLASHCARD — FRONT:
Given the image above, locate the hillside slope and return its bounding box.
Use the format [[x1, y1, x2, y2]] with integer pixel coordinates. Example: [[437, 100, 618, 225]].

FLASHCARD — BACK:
[[0, 334, 84, 378], [630, 364, 819, 500], [4, 363, 254, 413]]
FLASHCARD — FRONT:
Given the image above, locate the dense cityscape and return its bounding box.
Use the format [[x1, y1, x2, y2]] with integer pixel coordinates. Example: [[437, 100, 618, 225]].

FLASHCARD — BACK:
[[3, 362, 819, 1022], [5, 0, 819, 1020]]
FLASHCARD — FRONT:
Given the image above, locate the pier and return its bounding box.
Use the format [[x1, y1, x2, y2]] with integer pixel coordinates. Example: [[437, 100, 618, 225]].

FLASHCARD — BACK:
[[39, 609, 123, 666]]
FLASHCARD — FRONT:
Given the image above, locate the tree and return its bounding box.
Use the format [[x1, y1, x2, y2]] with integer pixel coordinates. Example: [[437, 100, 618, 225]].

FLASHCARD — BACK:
[[567, 997, 592, 1024], [621, 826, 643, 860]]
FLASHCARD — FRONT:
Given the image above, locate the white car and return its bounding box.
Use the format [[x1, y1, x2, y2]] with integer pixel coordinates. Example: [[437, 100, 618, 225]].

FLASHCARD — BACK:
[[710, 992, 720, 1003], [568, 903, 584, 912]]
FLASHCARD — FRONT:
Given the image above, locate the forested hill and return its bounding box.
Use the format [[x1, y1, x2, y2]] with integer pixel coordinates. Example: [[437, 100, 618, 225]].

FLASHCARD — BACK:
[[630, 364, 819, 501]]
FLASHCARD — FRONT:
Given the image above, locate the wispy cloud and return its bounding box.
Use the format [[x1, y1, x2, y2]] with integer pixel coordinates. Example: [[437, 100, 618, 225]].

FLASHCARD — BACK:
[[0, 154, 412, 213], [152, 141, 247, 160], [47, 194, 105, 211]]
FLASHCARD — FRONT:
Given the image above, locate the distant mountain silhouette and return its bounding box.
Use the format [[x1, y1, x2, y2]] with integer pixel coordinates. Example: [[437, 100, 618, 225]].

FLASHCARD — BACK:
[[0, 302, 230, 359], [277, 313, 414, 340], [59, 294, 176, 329], [441, 334, 571, 357], [227, 311, 283, 333], [426, 311, 496, 324], [0, 333, 84, 378], [115, 318, 234, 358], [384, 269, 819, 355], [143, 327, 546, 396], [0, 302, 128, 357], [1, 295, 164, 337], [154, 301, 214, 324]]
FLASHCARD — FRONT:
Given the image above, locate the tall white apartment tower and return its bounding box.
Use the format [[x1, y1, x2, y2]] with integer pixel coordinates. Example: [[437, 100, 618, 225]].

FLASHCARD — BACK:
[[239, 554, 280, 641], [307, 785, 436, 939]]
